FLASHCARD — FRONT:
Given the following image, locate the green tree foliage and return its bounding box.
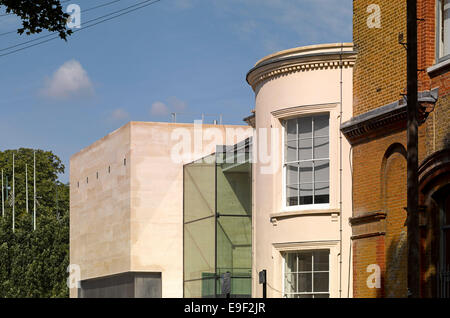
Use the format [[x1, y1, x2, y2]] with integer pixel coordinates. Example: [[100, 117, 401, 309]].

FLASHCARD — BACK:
[[0, 0, 72, 40], [0, 148, 69, 297]]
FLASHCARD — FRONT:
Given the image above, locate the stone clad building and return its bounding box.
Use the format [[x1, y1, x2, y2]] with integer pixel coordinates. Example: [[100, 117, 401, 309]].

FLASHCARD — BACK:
[[70, 122, 252, 298], [341, 0, 450, 297]]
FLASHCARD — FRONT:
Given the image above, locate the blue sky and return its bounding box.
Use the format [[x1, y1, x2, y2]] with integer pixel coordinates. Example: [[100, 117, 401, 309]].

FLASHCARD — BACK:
[[0, 0, 352, 182]]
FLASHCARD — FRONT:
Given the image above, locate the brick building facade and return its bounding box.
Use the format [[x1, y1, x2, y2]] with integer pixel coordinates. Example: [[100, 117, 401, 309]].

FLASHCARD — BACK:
[[341, 0, 450, 297]]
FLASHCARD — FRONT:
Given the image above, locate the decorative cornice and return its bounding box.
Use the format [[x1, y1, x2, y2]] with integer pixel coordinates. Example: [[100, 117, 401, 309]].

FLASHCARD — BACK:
[[271, 103, 338, 119], [270, 208, 340, 223], [246, 45, 356, 91], [243, 110, 255, 128], [341, 88, 439, 145]]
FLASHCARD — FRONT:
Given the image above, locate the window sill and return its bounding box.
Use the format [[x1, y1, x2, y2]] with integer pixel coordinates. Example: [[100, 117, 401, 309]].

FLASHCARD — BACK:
[[270, 208, 340, 222], [427, 58, 450, 75]]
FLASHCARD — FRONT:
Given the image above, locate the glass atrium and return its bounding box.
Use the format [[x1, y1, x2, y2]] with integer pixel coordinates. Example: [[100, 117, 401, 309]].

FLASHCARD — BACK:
[[183, 138, 252, 298]]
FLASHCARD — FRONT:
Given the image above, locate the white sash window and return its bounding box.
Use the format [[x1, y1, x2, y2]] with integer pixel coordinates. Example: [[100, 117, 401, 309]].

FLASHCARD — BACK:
[[284, 114, 330, 208]]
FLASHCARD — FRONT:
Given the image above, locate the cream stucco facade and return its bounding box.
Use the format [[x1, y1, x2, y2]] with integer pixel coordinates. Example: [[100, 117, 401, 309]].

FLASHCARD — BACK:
[[70, 121, 252, 298], [247, 43, 356, 298]]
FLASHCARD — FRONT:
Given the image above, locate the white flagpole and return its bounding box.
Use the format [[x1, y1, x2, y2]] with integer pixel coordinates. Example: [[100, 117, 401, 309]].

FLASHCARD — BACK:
[[1, 169, 4, 218], [12, 153, 15, 233], [33, 151, 36, 231], [26, 164, 29, 214]]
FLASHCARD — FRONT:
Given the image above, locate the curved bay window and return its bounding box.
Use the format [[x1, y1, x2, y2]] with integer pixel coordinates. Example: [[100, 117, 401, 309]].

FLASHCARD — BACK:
[[284, 114, 330, 208]]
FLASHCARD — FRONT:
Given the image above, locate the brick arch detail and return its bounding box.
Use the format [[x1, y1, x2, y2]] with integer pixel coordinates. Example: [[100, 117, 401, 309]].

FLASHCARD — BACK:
[[380, 142, 408, 297]]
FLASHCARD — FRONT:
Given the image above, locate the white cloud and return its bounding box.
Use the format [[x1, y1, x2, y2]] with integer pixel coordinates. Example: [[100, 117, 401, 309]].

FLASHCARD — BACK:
[[150, 101, 170, 116], [109, 108, 129, 121], [41, 59, 94, 100]]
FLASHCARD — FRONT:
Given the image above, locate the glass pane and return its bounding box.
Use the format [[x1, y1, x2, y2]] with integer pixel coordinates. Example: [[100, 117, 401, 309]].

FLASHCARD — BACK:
[[444, 0, 450, 56], [184, 157, 216, 223], [287, 185, 299, 207], [217, 216, 252, 273], [313, 273, 329, 293], [314, 250, 330, 271], [184, 279, 216, 298], [314, 115, 329, 137], [315, 183, 329, 204], [299, 161, 313, 184], [285, 253, 297, 273], [314, 137, 329, 159], [299, 139, 312, 160], [286, 140, 298, 162], [230, 278, 252, 298], [286, 119, 297, 140], [184, 217, 215, 281], [298, 273, 312, 293], [286, 164, 299, 186], [298, 117, 312, 139], [300, 183, 313, 205], [298, 251, 313, 271], [314, 160, 329, 183], [216, 162, 252, 216], [284, 273, 297, 294]]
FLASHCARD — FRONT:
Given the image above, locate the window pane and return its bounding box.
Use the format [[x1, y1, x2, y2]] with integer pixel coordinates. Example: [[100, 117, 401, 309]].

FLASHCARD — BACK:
[[285, 253, 297, 273], [286, 119, 297, 140], [314, 115, 329, 137], [298, 273, 312, 293], [313, 273, 329, 292], [284, 274, 297, 294], [314, 160, 329, 183], [315, 183, 329, 204], [299, 161, 313, 184], [286, 164, 298, 186], [286, 140, 297, 162], [298, 117, 312, 139], [314, 137, 329, 159], [300, 183, 313, 205], [313, 250, 330, 271], [286, 185, 299, 207], [298, 251, 313, 271], [299, 139, 312, 160], [443, 0, 450, 56]]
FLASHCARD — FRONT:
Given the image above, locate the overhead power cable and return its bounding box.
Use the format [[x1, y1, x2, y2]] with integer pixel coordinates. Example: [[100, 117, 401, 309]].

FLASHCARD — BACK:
[[0, 0, 161, 58]]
